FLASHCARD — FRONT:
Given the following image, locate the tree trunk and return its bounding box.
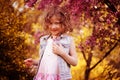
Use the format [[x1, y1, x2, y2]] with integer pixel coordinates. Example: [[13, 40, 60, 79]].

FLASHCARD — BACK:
[[84, 52, 92, 80], [84, 67, 91, 80]]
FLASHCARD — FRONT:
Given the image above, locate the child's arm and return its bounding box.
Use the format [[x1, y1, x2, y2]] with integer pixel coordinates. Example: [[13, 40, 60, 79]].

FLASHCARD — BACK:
[[53, 38, 78, 66], [24, 58, 39, 67]]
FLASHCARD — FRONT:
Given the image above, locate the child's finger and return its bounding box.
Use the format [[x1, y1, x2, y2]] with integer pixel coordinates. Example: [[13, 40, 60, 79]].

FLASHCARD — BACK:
[[24, 58, 32, 63], [52, 42, 58, 47], [58, 43, 62, 47]]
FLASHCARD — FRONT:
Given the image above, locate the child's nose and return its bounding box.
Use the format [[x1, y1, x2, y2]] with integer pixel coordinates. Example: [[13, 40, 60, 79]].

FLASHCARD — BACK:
[[51, 24, 57, 28]]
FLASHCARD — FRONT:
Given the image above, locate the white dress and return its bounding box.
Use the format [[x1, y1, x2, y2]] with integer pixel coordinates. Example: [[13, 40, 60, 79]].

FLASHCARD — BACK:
[[35, 38, 59, 80]]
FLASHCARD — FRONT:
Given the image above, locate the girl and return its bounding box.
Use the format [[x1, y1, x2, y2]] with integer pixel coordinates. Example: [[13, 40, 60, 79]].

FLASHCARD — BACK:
[[24, 6, 78, 80]]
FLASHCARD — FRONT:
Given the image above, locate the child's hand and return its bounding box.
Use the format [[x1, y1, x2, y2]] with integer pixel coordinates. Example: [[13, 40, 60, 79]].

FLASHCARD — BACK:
[[24, 58, 34, 68], [52, 42, 65, 56]]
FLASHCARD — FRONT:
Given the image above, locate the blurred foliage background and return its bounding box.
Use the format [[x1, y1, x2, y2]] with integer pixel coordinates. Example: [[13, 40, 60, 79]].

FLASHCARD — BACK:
[[0, 0, 120, 80]]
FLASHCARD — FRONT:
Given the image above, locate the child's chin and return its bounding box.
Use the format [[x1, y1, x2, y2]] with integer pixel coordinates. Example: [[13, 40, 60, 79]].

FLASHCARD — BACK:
[[51, 33, 59, 36]]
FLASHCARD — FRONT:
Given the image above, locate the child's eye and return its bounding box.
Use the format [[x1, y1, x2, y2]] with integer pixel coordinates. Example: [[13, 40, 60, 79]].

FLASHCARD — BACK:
[[49, 21, 62, 26], [50, 21, 61, 24], [54, 22, 62, 25], [55, 22, 60, 24]]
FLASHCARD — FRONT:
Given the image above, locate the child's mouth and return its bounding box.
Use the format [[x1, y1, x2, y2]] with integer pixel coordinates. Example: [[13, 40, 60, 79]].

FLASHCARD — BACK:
[[51, 29, 58, 31]]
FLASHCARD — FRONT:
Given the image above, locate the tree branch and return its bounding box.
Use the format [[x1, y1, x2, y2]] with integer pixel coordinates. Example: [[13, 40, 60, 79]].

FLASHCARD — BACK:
[[81, 50, 87, 63], [103, 0, 117, 12], [90, 42, 118, 70]]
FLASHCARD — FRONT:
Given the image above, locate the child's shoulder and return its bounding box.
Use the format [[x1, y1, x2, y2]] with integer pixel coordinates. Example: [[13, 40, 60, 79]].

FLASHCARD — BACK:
[[40, 35, 49, 38], [61, 34, 72, 39], [61, 34, 73, 43], [40, 35, 50, 41]]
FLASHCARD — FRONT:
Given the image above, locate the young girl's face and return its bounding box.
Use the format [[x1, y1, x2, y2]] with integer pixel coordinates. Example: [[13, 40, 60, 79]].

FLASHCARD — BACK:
[[48, 15, 64, 36]]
